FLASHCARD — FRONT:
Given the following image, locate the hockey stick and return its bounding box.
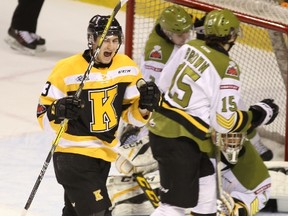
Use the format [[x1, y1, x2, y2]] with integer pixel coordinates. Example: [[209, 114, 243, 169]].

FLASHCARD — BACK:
[[133, 173, 160, 208], [132, 79, 160, 208], [214, 133, 223, 199], [20, 1, 128, 216]]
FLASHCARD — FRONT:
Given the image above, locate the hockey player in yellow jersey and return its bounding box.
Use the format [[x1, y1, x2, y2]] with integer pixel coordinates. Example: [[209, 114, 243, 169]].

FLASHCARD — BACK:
[[36, 15, 160, 216]]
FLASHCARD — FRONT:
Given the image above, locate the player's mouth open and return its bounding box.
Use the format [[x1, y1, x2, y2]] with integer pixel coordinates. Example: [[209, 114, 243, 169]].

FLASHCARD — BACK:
[[104, 51, 112, 57]]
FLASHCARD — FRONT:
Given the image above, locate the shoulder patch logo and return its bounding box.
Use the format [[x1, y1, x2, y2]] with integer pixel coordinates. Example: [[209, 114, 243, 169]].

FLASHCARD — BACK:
[[37, 104, 46, 115], [149, 45, 162, 60], [225, 61, 239, 77]]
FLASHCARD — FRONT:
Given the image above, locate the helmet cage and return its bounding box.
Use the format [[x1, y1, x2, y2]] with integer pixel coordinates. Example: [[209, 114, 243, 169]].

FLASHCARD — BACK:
[[217, 132, 246, 164], [87, 15, 123, 50]]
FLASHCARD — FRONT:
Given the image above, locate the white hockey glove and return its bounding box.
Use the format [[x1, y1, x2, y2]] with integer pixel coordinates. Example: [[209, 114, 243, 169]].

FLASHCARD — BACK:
[[115, 154, 134, 175], [249, 99, 279, 128], [217, 191, 235, 216], [115, 135, 158, 176]]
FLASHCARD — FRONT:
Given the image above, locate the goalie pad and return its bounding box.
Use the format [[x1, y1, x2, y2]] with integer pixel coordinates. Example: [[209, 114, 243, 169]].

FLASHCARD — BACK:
[[264, 161, 288, 212], [265, 161, 288, 199], [107, 171, 160, 215]]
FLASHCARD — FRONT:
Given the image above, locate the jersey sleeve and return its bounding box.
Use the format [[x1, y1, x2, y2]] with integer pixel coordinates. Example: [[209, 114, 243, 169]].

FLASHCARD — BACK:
[[36, 60, 67, 132], [141, 28, 176, 85], [210, 62, 253, 133], [121, 64, 150, 127]]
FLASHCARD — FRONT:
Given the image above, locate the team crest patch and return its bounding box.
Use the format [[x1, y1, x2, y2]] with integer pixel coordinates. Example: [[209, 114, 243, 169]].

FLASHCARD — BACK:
[[149, 45, 162, 60], [37, 104, 46, 115], [225, 61, 239, 77]]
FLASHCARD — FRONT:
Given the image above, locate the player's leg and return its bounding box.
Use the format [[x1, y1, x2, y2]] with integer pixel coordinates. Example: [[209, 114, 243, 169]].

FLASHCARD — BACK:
[[53, 152, 112, 216], [62, 192, 78, 216], [149, 133, 215, 215], [6, 0, 46, 54]]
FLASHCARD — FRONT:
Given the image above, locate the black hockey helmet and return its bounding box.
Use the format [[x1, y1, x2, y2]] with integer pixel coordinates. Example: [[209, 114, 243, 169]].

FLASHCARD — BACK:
[[87, 15, 123, 49]]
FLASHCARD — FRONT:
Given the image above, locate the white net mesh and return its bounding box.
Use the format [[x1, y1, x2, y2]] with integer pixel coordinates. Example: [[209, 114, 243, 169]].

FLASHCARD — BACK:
[[196, 0, 288, 24], [126, 0, 288, 145]]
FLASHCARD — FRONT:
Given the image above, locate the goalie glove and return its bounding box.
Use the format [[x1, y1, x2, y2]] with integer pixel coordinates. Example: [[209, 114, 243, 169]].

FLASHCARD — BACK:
[[115, 135, 158, 175], [115, 154, 158, 176], [115, 154, 134, 175], [217, 191, 235, 216], [249, 99, 279, 128]]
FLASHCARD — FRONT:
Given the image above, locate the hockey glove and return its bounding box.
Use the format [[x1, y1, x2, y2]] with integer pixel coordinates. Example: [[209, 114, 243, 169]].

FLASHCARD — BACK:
[[49, 96, 84, 121], [115, 154, 158, 176], [217, 191, 235, 216], [137, 79, 161, 112], [115, 154, 134, 175], [249, 99, 279, 128], [115, 135, 158, 176]]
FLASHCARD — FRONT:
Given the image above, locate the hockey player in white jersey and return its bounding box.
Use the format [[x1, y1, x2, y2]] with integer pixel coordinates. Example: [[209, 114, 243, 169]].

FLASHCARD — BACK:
[[137, 8, 277, 216], [114, 7, 278, 215], [140, 5, 193, 84], [122, 6, 274, 162], [120, 5, 194, 146]]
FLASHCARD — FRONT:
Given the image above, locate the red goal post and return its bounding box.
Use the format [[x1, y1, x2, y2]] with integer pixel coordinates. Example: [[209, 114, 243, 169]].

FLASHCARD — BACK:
[[125, 0, 288, 161]]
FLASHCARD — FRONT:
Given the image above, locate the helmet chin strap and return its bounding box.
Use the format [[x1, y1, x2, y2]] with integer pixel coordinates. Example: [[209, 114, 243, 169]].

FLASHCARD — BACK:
[[224, 35, 237, 52], [225, 41, 235, 52]]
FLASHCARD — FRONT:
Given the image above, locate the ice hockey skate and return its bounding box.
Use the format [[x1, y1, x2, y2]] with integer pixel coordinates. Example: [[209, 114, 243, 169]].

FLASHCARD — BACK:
[[5, 27, 46, 55]]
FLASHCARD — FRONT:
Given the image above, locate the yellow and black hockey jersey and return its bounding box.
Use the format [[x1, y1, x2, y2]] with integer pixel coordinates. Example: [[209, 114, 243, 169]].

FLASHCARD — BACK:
[[37, 50, 148, 162]]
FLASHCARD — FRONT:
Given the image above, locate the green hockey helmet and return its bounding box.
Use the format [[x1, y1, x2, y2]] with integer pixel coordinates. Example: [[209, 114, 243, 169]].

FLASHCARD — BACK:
[[204, 9, 240, 39], [159, 5, 193, 34]]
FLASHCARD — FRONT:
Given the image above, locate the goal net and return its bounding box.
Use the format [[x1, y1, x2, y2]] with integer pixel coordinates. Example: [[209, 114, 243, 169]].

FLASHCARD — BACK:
[[124, 0, 288, 161]]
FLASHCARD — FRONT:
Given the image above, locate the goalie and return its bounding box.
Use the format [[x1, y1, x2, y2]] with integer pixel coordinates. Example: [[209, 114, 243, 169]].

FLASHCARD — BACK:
[[113, 131, 273, 216]]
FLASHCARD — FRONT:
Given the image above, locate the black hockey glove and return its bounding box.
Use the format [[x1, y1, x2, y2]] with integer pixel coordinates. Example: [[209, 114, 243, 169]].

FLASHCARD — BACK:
[[49, 96, 84, 121], [137, 79, 161, 112], [249, 99, 279, 128]]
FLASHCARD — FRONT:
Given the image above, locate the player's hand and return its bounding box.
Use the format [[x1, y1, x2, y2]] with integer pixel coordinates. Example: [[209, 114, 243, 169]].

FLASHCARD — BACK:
[[249, 99, 279, 128], [137, 79, 161, 112], [50, 96, 84, 120], [217, 191, 235, 216], [115, 154, 158, 176], [115, 154, 134, 175], [116, 135, 158, 176]]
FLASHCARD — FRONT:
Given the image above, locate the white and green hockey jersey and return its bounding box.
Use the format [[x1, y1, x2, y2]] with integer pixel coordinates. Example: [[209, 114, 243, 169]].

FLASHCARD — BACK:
[[140, 24, 182, 85], [148, 39, 254, 153]]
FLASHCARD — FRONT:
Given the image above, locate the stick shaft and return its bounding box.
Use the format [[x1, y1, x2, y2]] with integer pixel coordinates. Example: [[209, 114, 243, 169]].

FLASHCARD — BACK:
[[215, 133, 223, 199], [134, 173, 160, 208]]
